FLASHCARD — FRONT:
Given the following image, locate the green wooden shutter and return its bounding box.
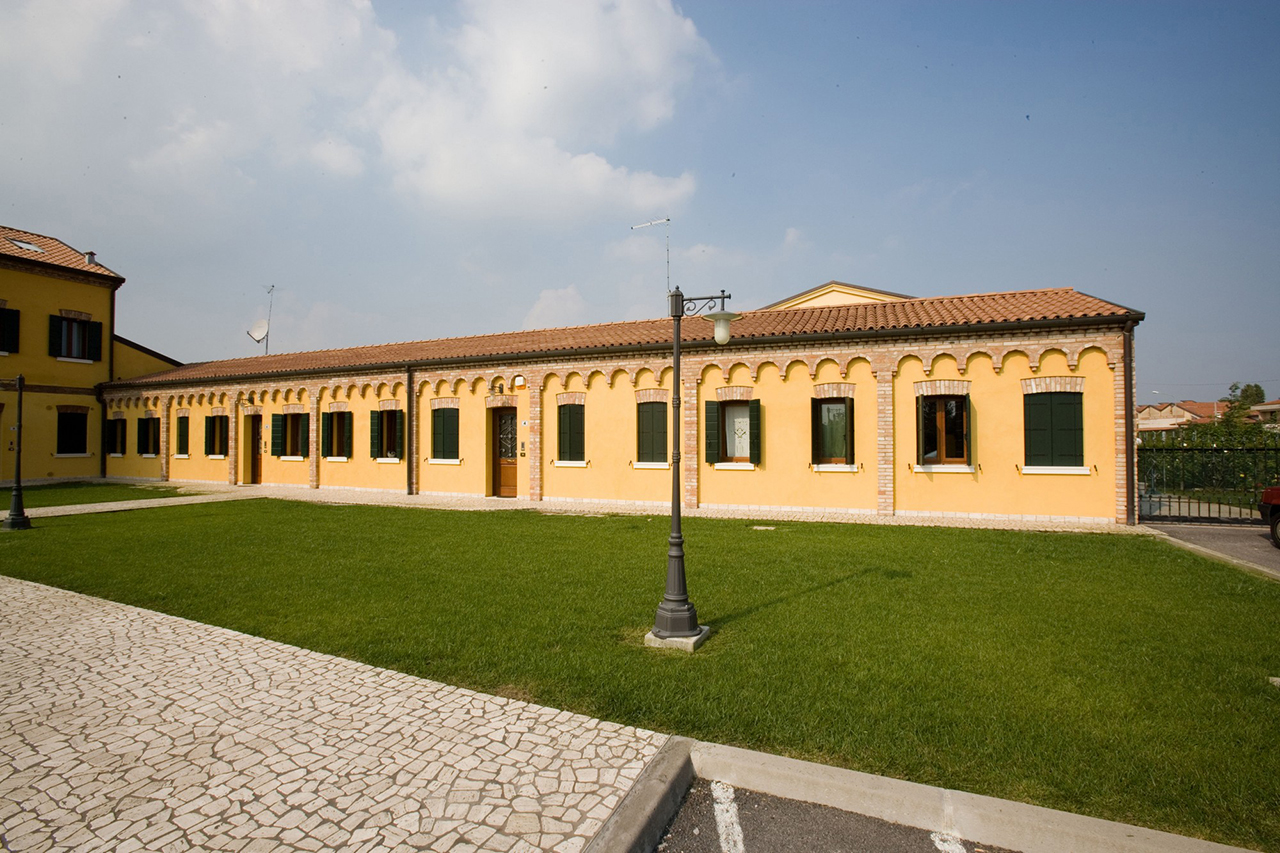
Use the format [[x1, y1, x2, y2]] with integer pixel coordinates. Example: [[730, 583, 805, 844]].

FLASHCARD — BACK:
[[637, 403, 653, 462], [340, 413, 351, 457], [370, 411, 381, 458], [271, 414, 284, 456], [87, 321, 103, 361], [916, 396, 925, 465], [748, 399, 762, 466], [964, 395, 973, 466], [136, 418, 146, 454], [395, 410, 405, 459], [705, 401, 720, 464], [656, 403, 667, 463], [845, 397, 856, 464], [2, 309, 18, 353], [321, 413, 331, 457], [299, 414, 309, 458], [558, 405, 570, 461], [811, 399, 822, 464], [48, 315, 61, 357], [445, 408, 458, 459], [1024, 394, 1052, 466], [205, 417, 214, 455], [120, 420, 127, 455], [431, 409, 443, 459], [176, 417, 188, 455], [1053, 393, 1084, 466]]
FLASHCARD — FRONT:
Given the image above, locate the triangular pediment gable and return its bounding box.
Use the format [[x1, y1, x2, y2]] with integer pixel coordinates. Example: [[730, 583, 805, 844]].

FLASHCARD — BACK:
[[760, 280, 914, 311]]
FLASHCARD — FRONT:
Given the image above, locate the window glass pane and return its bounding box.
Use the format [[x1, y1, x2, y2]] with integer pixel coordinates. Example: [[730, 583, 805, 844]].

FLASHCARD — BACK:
[[723, 402, 750, 459], [820, 401, 846, 460], [56, 412, 87, 454], [943, 398, 965, 460], [921, 398, 940, 462]]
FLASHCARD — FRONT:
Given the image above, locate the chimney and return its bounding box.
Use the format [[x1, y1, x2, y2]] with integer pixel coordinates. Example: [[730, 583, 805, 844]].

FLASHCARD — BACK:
[[85, 251, 96, 265]]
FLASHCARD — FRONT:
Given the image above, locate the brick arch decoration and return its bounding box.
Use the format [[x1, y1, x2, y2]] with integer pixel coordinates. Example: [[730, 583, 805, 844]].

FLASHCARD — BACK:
[[813, 382, 856, 398], [716, 386, 754, 402], [914, 379, 971, 397], [1021, 376, 1085, 394], [557, 392, 585, 406], [635, 388, 669, 403]]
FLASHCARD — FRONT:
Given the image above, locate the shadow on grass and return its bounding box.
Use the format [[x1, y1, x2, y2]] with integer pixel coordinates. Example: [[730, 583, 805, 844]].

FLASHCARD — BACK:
[[713, 566, 911, 626]]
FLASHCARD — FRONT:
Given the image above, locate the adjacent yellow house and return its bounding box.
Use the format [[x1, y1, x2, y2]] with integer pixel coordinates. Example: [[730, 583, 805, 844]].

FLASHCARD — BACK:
[[0, 226, 178, 484], [104, 282, 1144, 525]]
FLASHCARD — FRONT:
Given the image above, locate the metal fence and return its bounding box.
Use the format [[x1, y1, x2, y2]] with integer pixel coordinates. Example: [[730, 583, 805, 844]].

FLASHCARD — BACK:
[[1138, 445, 1280, 524]]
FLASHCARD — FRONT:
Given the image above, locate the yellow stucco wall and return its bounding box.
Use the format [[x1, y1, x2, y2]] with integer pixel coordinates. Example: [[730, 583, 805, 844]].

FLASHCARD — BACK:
[[417, 378, 531, 497], [697, 360, 880, 511], [1, 266, 113, 481], [112, 338, 178, 382], [892, 348, 1116, 520], [541, 368, 673, 505]]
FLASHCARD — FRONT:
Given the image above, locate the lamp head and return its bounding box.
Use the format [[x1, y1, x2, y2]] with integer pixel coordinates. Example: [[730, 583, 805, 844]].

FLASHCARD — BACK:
[[704, 309, 741, 345]]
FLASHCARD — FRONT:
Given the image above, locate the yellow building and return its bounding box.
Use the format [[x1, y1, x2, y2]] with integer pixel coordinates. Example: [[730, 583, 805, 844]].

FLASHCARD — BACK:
[[0, 226, 178, 484], [104, 283, 1144, 525]]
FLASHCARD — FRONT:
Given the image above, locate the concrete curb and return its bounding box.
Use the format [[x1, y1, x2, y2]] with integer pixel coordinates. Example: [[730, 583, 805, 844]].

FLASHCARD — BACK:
[[583, 736, 694, 853], [593, 739, 1262, 853], [1143, 526, 1280, 582]]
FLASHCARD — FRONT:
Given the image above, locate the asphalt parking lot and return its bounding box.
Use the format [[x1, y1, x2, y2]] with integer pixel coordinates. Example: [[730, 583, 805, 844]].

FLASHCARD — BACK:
[[656, 780, 1019, 853], [1148, 522, 1280, 577]]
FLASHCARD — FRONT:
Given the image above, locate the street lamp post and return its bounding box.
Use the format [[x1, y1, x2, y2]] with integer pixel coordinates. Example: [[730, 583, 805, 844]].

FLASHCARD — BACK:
[[3, 374, 32, 531], [649, 288, 739, 648]]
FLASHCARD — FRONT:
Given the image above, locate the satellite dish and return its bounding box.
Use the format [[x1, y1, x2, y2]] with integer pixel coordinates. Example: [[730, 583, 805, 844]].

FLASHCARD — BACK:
[[247, 319, 269, 343]]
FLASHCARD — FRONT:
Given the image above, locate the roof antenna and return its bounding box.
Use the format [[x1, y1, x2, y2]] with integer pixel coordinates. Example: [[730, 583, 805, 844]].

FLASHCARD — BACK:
[[631, 218, 671, 293], [246, 285, 275, 354]]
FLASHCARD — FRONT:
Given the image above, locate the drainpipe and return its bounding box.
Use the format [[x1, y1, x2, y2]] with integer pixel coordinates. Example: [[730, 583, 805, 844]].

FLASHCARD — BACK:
[[405, 365, 415, 495], [100, 288, 116, 479], [1123, 321, 1136, 525]]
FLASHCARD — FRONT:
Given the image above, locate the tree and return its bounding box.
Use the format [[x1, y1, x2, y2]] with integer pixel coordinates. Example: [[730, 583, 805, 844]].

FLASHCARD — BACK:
[[1220, 382, 1267, 427]]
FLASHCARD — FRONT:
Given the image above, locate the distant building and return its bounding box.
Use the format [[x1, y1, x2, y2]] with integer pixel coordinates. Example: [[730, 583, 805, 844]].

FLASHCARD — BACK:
[[1252, 399, 1280, 425]]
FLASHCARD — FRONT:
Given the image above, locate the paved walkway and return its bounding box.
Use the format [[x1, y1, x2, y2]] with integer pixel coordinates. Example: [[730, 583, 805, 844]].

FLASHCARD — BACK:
[[0, 576, 666, 853], [3, 481, 1151, 534]]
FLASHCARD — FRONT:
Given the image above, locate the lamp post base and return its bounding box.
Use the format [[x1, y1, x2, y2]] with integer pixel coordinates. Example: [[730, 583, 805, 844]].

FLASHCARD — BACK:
[[644, 625, 710, 652], [2, 514, 33, 531]]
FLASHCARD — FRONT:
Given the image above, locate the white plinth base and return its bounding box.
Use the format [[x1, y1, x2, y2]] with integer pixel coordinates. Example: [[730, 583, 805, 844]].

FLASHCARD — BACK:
[[644, 625, 711, 652]]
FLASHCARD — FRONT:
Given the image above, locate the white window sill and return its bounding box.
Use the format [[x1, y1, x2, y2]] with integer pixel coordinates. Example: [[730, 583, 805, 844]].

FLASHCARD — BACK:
[[281, 455, 305, 462], [1021, 466, 1090, 475], [429, 457, 461, 465], [324, 456, 348, 463], [54, 453, 91, 458], [814, 463, 856, 473], [633, 461, 669, 470], [714, 462, 755, 471], [209, 454, 226, 460], [173, 454, 189, 459], [142, 453, 157, 459], [376, 457, 401, 464], [0, 351, 8, 357], [554, 460, 587, 468], [56, 356, 94, 364], [915, 464, 974, 473], [109, 453, 123, 458]]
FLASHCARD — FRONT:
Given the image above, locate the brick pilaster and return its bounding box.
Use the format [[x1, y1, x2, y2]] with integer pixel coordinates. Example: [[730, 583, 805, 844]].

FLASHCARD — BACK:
[[875, 364, 895, 515], [308, 388, 321, 489], [528, 379, 543, 501], [682, 378, 699, 509], [228, 400, 239, 484], [160, 399, 171, 481]]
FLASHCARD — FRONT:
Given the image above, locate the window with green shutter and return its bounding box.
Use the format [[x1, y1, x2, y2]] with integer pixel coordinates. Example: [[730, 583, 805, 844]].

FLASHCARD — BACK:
[[176, 416, 189, 456], [707, 399, 762, 466], [106, 419, 126, 455], [137, 417, 160, 456], [0, 308, 19, 353], [636, 402, 667, 463], [432, 408, 459, 460], [47, 316, 102, 361], [1023, 392, 1083, 467], [918, 395, 969, 465], [558, 404, 585, 462]]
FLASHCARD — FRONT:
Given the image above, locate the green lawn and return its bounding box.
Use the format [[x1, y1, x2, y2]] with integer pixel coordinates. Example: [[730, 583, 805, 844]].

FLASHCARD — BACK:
[[2, 500, 1278, 851], [0, 480, 189, 511]]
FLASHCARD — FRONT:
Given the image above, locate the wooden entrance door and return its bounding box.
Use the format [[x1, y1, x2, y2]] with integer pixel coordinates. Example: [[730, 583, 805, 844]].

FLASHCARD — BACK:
[[493, 408, 518, 497], [246, 415, 262, 484]]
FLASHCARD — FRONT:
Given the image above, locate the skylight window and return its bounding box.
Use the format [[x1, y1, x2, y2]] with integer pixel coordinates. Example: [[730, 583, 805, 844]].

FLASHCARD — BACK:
[[8, 238, 43, 253]]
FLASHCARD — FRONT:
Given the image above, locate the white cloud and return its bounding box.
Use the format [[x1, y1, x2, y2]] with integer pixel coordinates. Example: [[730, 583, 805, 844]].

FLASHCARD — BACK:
[[523, 285, 588, 330], [309, 137, 366, 177]]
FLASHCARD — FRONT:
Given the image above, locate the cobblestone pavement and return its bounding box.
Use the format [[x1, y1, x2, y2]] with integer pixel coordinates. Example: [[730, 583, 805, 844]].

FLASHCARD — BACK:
[[0, 576, 666, 852]]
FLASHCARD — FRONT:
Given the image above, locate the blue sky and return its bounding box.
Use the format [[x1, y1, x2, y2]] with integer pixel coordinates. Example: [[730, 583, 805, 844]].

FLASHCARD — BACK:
[[2, 0, 1276, 402]]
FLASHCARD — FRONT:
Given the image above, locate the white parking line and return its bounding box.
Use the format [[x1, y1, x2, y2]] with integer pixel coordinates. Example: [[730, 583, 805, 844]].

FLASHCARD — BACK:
[[711, 780, 747, 853]]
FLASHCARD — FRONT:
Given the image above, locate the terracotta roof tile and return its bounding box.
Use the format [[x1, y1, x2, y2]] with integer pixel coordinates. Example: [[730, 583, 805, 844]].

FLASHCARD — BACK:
[[0, 225, 123, 281], [113, 287, 1141, 387]]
